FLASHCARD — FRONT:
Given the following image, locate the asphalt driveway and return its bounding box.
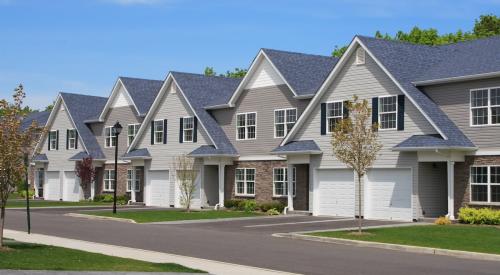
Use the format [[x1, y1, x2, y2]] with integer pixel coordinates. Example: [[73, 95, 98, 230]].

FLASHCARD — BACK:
[[5, 208, 500, 275]]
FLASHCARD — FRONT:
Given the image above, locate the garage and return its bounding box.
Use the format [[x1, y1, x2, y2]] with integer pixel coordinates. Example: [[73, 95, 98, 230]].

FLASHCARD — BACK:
[[365, 168, 412, 221], [149, 170, 170, 207], [63, 171, 81, 202], [44, 171, 61, 201], [317, 169, 355, 217]]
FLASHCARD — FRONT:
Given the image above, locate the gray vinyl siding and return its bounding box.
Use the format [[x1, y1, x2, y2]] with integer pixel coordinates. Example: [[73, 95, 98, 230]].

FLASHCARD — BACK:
[[40, 103, 83, 171], [93, 105, 142, 160], [211, 84, 309, 156], [295, 47, 438, 219], [418, 162, 447, 218], [422, 77, 500, 148]]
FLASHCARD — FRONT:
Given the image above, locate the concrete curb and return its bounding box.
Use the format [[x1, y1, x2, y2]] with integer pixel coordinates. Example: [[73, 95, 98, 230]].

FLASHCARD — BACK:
[[0, 271, 205, 275], [274, 231, 500, 262], [146, 214, 301, 225], [7, 205, 144, 210], [64, 213, 137, 224]]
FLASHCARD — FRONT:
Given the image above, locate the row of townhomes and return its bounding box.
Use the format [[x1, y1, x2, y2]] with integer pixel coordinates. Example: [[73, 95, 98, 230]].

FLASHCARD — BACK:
[[24, 35, 500, 221]]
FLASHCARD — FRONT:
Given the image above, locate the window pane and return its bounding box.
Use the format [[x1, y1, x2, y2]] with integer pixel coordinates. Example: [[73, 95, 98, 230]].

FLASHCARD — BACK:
[[471, 90, 489, 107], [327, 102, 342, 117], [472, 108, 489, 125], [491, 89, 500, 106], [380, 113, 396, 129], [246, 169, 255, 181], [275, 110, 285, 123], [491, 185, 500, 202], [237, 127, 246, 140], [247, 113, 256, 126], [491, 167, 500, 184], [471, 185, 488, 202], [380, 96, 396, 112], [247, 126, 256, 139], [246, 181, 255, 195], [275, 124, 285, 137], [491, 107, 500, 124], [237, 114, 245, 127], [286, 109, 297, 122], [184, 129, 193, 142], [471, 167, 488, 183], [235, 169, 244, 181], [154, 121, 163, 131]]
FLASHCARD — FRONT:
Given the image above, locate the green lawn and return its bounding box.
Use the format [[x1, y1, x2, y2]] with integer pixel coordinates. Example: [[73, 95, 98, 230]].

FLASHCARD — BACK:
[[0, 240, 205, 272], [6, 200, 112, 208], [308, 225, 500, 255], [86, 209, 263, 223]]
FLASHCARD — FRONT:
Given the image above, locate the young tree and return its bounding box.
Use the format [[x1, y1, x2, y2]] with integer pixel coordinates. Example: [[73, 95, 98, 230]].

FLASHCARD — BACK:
[[330, 96, 382, 234], [172, 154, 198, 212], [0, 85, 42, 248], [75, 157, 96, 200]]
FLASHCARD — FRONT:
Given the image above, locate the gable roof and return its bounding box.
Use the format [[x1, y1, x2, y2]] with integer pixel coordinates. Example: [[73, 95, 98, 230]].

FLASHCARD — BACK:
[[97, 77, 162, 121], [282, 35, 476, 150], [21, 111, 50, 130]]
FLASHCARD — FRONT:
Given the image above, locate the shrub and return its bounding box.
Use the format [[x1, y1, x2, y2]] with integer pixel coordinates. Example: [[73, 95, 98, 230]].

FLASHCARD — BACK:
[[434, 216, 451, 225], [224, 199, 242, 209], [19, 190, 34, 199], [266, 208, 281, 216], [117, 195, 130, 205], [259, 201, 286, 213], [240, 200, 257, 212], [94, 194, 114, 203], [458, 207, 500, 225]]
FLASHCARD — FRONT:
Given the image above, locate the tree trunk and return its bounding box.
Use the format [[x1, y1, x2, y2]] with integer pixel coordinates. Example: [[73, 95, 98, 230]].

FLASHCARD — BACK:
[[0, 206, 5, 248], [358, 174, 362, 234]]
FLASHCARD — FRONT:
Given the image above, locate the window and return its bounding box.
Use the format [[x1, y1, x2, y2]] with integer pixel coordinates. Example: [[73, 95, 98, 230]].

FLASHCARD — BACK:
[[49, 130, 57, 150], [273, 167, 296, 197], [274, 108, 297, 138], [104, 126, 117, 148], [182, 117, 194, 142], [470, 87, 500, 126], [127, 124, 141, 146], [154, 120, 164, 144], [236, 112, 256, 140], [235, 168, 255, 196], [470, 166, 500, 203], [379, 96, 397, 130], [68, 129, 77, 149], [326, 101, 343, 133], [127, 168, 141, 192], [103, 170, 116, 192]]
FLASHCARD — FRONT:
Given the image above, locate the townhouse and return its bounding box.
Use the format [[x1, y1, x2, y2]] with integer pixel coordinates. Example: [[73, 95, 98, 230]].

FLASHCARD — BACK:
[[28, 34, 500, 222]]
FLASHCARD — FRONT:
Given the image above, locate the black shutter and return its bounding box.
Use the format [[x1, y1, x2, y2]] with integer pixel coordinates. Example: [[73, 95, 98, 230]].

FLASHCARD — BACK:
[[48, 132, 51, 150], [75, 131, 78, 149], [343, 101, 349, 119], [397, 94, 405, 131], [66, 129, 69, 150], [372, 97, 379, 130], [179, 118, 184, 143], [56, 130, 59, 150], [163, 119, 168, 144], [150, 121, 155, 145], [320, 103, 326, 135], [193, 117, 198, 143]]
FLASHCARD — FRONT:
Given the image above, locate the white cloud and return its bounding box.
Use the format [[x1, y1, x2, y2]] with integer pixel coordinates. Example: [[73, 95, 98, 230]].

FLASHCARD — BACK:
[[102, 0, 169, 5]]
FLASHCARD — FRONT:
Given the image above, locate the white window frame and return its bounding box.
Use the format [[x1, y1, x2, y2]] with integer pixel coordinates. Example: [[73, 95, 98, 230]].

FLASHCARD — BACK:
[[67, 128, 77, 150], [103, 169, 116, 192], [49, 130, 57, 150], [104, 126, 117, 148], [127, 123, 141, 146], [274, 108, 297, 138], [234, 168, 256, 196], [325, 101, 343, 133], [470, 165, 500, 204], [153, 119, 164, 144], [182, 116, 194, 143], [378, 95, 398, 130], [127, 168, 141, 192], [236, 112, 257, 140], [470, 87, 500, 127], [272, 167, 296, 197]]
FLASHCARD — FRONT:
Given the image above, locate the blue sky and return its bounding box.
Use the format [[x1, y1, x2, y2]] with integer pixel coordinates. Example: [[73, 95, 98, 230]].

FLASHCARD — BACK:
[[0, 0, 498, 109]]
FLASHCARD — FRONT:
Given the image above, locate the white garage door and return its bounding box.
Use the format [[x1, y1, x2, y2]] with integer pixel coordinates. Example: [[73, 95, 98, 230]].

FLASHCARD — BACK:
[[44, 171, 61, 201], [317, 169, 355, 217], [149, 170, 170, 207], [365, 168, 412, 221], [63, 171, 81, 202]]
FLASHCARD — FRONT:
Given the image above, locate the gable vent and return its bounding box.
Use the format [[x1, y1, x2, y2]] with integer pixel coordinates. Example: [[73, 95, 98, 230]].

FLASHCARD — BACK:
[[356, 47, 365, 65]]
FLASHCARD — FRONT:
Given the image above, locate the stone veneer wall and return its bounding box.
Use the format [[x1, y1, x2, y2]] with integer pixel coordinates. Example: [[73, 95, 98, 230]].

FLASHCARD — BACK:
[[454, 155, 500, 214], [224, 161, 309, 210]]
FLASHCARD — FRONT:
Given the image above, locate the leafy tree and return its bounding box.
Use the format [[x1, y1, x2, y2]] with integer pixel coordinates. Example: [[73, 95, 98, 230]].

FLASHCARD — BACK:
[[172, 154, 198, 212], [75, 157, 96, 200], [44, 101, 55, 112], [473, 14, 500, 37], [330, 96, 382, 234], [0, 85, 43, 247], [204, 67, 216, 77], [203, 67, 247, 78]]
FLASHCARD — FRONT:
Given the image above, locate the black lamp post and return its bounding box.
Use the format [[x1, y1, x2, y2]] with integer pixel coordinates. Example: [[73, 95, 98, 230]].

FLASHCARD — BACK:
[[112, 121, 123, 214]]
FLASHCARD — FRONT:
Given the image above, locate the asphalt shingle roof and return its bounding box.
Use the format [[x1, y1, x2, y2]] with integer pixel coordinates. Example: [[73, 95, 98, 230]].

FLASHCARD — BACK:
[[120, 77, 163, 116], [263, 49, 339, 96], [271, 140, 321, 154], [33, 154, 48, 162], [21, 111, 50, 130], [171, 72, 241, 155], [394, 134, 463, 149], [61, 93, 108, 159], [121, 148, 151, 159]]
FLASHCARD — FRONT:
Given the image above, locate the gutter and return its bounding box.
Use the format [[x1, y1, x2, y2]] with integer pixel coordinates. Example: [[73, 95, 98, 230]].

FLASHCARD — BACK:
[[392, 146, 478, 152], [412, 71, 500, 86]]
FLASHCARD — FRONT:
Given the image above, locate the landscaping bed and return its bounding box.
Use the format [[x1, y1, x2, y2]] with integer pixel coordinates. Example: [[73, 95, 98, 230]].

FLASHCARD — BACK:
[[308, 224, 500, 255], [84, 209, 264, 223], [0, 240, 204, 272]]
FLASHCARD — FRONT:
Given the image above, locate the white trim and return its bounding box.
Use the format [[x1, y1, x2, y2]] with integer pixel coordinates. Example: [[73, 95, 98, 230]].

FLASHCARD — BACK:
[[48, 130, 58, 150], [272, 167, 296, 197], [469, 165, 500, 204], [153, 119, 164, 144], [234, 168, 256, 196], [274, 107, 297, 138], [238, 155, 286, 161], [413, 71, 500, 86], [127, 123, 141, 146], [378, 95, 398, 131], [98, 78, 140, 121], [181, 116, 195, 143], [282, 37, 447, 146], [355, 47, 365, 65], [127, 74, 217, 153], [469, 87, 500, 127], [325, 100, 343, 134], [467, 148, 500, 155], [67, 128, 77, 150], [235, 112, 257, 141], [103, 169, 116, 192]]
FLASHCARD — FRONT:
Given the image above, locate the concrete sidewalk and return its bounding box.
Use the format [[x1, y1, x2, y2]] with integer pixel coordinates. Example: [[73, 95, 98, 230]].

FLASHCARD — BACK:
[[4, 230, 299, 275], [0, 272, 201, 275]]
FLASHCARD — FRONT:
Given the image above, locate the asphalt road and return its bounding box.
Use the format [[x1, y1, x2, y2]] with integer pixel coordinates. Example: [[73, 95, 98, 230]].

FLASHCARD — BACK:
[[4, 208, 500, 275]]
